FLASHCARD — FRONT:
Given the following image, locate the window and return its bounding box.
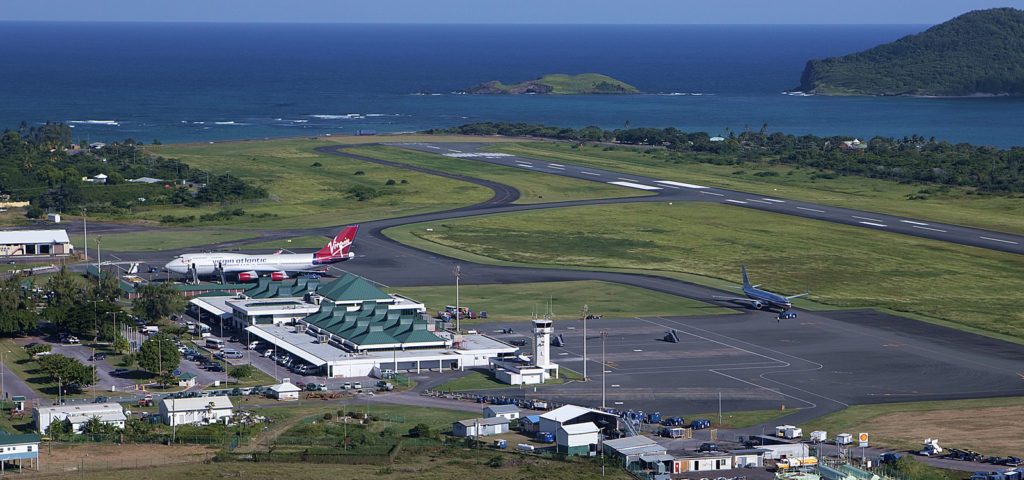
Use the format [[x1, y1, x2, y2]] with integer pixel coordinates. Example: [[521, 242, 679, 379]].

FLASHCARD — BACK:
[[27, 446, 32, 452]]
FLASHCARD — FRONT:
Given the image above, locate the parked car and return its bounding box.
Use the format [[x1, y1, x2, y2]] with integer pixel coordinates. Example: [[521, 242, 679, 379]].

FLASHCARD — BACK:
[[295, 381, 306, 389], [112, 368, 131, 375], [353, 382, 362, 390], [90, 353, 106, 361], [698, 443, 718, 452], [206, 362, 225, 372], [93, 395, 108, 403]]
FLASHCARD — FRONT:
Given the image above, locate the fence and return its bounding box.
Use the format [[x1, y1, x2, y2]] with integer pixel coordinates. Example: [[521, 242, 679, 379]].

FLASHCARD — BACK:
[[43, 432, 250, 447]]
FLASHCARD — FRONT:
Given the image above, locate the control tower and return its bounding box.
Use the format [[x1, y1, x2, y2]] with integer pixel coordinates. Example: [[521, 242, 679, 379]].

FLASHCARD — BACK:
[[532, 318, 559, 381]]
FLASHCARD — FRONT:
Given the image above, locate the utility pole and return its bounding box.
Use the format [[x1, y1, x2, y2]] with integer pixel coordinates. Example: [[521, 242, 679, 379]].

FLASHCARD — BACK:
[[454, 265, 460, 333], [95, 235, 102, 285], [582, 304, 588, 381], [82, 208, 87, 261]]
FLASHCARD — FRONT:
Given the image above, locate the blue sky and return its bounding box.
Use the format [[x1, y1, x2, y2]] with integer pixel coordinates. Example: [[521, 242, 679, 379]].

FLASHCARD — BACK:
[[4, 0, 1023, 24]]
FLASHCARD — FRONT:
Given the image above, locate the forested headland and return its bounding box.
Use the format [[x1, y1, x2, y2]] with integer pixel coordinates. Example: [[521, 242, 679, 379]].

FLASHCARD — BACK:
[[0, 123, 266, 220], [797, 8, 1024, 96], [430, 122, 1024, 194]]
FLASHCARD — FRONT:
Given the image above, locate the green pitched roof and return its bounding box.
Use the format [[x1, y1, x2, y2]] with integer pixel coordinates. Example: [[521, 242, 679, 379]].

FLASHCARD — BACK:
[[303, 299, 442, 348], [0, 432, 40, 446], [317, 274, 390, 302]]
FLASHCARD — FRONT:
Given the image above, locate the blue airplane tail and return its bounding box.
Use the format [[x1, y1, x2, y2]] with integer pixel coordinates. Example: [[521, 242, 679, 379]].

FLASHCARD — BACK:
[[741, 265, 751, 288]]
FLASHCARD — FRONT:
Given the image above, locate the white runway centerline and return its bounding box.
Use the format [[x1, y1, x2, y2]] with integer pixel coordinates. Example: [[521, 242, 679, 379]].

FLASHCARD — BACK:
[[654, 180, 708, 189], [580, 171, 601, 176], [980, 236, 1019, 245], [726, 199, 748, 204], [796, 206, 825, 213], [859, 221, 888, 227]]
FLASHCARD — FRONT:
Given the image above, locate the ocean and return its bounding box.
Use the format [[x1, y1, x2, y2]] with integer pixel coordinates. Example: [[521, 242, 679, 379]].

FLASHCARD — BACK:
[[2, 22, 1023, 147]]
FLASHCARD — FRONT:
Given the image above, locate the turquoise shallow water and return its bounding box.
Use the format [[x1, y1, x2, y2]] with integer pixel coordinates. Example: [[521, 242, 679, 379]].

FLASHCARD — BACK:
[[2, 22, 1022, 147]]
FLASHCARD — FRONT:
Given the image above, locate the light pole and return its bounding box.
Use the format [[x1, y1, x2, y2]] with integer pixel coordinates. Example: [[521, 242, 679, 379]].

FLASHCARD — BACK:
[[95, 235, 102, 285], [454, 265, 460, 333], [582, 305, 588, 381]]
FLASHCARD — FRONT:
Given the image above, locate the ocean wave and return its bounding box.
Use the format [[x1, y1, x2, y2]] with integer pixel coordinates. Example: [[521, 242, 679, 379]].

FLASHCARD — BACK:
[[68, 120, 119, 126], [782, 91, 814, 97], [310, 114, 363, 120], [214, 121, 249, 125]]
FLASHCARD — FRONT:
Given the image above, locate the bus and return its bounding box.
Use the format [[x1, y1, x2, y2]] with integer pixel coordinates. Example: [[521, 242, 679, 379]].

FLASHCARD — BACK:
[[205, 338, 225, 350]]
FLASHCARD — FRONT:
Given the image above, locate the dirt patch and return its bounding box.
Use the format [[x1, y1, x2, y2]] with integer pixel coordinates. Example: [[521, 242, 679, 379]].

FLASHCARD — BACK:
[[861, 405, 1024, 457], [32, 442, 214, 476]]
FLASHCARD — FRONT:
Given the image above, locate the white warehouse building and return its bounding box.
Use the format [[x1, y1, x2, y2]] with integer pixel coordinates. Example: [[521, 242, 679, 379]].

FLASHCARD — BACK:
[[33, 403, 126, 434], [159, 396, 234, 426]]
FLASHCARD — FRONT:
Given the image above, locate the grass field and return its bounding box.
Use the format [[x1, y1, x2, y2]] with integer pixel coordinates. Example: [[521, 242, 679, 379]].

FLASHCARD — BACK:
[[673, 409, 795, 430], [389, 280, 731, 324], [385, 202, 1024, 342], [236, 235, 332, 250], [801, 397, 1024, 457], [70, 229, 258, 251], [143, 136, 493, 229], [346, 145, 649, 204], [488, 142, 1024, 236]]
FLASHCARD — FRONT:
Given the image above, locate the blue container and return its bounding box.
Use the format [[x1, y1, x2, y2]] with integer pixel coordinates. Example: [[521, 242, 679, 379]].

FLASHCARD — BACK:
[[480, 311, 487, 318], [537, 432, 554, 443]]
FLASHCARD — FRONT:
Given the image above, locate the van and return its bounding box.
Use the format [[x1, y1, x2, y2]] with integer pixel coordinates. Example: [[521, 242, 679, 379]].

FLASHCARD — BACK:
[[248, 341, 261, 350], [206, 338, 225, 350], [221, 348, 243, 359]]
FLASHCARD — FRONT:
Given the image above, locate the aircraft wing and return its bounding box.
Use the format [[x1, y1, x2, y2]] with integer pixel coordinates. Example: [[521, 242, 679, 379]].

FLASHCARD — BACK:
[[712, 295, 761, 305], [786, 289, 810, 300]]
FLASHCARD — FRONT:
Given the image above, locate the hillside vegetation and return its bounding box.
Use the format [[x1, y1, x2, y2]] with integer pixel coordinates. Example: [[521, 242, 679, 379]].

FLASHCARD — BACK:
[[797, 8, 1024, 96], [458, 73, 638, 94]]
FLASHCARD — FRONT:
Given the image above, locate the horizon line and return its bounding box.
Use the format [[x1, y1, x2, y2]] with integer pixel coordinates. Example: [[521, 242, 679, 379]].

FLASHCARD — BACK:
[[0, 19, 933, 26]]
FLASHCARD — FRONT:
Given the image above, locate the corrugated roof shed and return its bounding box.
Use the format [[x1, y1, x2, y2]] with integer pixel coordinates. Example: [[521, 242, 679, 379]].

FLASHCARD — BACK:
[[0, 230, 70, 244]]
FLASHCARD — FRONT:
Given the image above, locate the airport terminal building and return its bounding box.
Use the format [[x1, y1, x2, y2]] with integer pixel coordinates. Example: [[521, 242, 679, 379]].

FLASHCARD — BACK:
[[190, 274, 517, 378]]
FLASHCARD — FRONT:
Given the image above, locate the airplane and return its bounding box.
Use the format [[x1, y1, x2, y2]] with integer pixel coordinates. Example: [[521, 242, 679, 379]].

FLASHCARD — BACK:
[[714, 265, 809, 314], [164, 225, 358, 283]]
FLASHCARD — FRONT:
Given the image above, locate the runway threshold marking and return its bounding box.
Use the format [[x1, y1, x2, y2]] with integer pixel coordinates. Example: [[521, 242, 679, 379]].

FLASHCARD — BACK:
[[796, 206, 825, 213], [980, 236, 1019, 245]]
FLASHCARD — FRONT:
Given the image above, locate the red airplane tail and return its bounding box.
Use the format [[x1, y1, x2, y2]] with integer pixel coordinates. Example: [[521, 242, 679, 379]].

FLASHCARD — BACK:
[[314, 225, 358, 262]]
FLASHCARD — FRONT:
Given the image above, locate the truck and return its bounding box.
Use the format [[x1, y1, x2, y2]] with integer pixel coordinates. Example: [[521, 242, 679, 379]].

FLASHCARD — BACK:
[[809, 430, 827, 443], [377, 380, 394, 391], [919, 438, 942, 456], [775, 425, 802, 439], [836, 433, 853, 445], [776, 457, 818, 471], [690, 419, 711, 430]]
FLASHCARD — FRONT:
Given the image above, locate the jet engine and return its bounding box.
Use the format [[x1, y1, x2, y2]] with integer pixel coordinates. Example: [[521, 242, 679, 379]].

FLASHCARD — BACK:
[[237, 271, 259, 282], [271, 271, 289, 281], [751, 300, 763, 310]]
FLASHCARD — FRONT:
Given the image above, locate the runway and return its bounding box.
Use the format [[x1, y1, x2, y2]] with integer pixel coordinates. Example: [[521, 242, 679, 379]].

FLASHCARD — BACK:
[[386, 142, 1024, 256]]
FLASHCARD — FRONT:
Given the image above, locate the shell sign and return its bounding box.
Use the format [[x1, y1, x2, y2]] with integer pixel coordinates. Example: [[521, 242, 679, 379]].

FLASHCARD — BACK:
[[858, 432, 869, 447]]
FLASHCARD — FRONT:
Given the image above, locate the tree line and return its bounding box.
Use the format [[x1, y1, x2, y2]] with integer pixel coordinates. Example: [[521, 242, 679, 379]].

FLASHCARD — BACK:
[[431, 122, 1024, 194], [0, 122, 267, 218]]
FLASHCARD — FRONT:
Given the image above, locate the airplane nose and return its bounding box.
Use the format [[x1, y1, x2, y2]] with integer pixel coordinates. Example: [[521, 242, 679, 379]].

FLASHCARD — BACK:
[[164, 261, 179, 273]]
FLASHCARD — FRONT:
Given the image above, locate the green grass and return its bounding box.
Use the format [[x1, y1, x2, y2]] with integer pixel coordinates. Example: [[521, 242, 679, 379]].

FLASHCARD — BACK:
[[559, 368, 583, 381], [0, 339, 100, 401], [71, 230, 258, 252], [389, 280, 730, 324], [487, 142, 1024, 236], [435, 370, 563, 392], [345, 145, 650, 204], [671, 409, 796, 430], [0, 262, 49, 273], [235, 235, 331, 250], [145, 137, 493, 229], [385, 202, 1024, 342]]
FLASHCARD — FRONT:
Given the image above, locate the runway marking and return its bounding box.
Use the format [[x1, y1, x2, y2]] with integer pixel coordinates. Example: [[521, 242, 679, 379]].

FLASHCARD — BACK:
[[614, 401, 624, 405], [515, 163, 535, 168], [515, 161, 533, 166], [700, 191, 724, 196], [859, 221, 888, 228], [913, 225, 947, 233], [559, 352, 569, 355], [761, 198, 785, 203], [654, 180, 708, 189], [725, 199, 748, 204], [882, 343, 906, 347], [547, 165, 565, 170], [746, 198, 773, 204], [611, 384, 620, 387], [852, 215, 883, 222], [796, 206, 825, 213], [580, 171, 601, 176], [618, 177, 639, 182], [980, 236, 1019, 245], [426, 145, 441, 149], [900, 220, 929, 226], [608, 181, 662, 190], [548, 163, 564, 167], [632, 349, 644, 352]]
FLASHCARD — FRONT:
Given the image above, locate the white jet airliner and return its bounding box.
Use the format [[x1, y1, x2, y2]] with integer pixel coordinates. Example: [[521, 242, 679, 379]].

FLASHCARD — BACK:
[[165, 225, 358, 282]]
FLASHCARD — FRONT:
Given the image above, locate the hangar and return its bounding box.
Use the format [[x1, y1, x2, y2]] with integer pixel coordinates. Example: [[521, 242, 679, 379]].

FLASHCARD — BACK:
[[0, 230, 72, 257]]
